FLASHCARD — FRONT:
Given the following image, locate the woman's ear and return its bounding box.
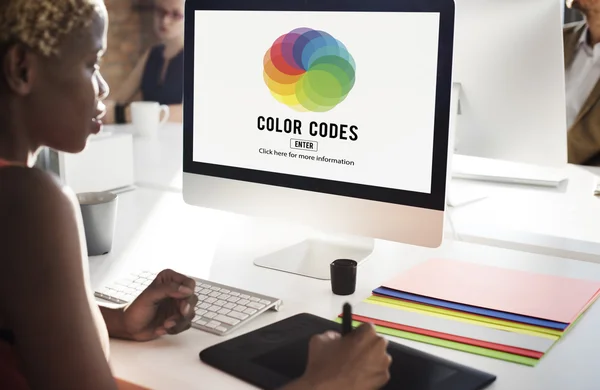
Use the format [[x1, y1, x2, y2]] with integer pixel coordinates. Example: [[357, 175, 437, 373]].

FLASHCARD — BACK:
[[2, 43, 36, 96]]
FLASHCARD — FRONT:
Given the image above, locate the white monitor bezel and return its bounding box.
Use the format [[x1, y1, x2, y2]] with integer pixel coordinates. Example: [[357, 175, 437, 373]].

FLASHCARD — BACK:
[[183, 0, 455, 246]]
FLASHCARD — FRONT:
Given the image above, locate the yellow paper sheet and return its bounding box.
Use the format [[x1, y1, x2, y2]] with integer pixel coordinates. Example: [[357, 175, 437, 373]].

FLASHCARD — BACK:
[[367, 295, 562, 338]]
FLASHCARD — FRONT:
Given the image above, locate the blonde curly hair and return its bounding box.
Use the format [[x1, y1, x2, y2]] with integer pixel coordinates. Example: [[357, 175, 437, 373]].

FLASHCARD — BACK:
[[0, 0, 103, 56]]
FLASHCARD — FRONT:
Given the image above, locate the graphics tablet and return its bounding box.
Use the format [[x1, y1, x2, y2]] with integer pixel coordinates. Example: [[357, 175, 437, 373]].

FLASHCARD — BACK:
[[200, 313, 497, 390]]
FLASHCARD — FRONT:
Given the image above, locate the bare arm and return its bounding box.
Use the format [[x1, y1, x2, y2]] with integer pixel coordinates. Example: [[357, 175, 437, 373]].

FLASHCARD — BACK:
[[99, 305, 131, 339], [0, 168, 118, 390]]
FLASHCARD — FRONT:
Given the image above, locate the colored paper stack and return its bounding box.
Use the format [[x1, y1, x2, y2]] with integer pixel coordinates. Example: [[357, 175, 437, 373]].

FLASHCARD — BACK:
[[337, 259, 600, 366]]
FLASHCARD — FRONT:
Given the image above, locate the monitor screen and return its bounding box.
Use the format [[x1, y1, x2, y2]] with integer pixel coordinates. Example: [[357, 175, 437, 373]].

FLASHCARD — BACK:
[[192, 11, 441, 195]]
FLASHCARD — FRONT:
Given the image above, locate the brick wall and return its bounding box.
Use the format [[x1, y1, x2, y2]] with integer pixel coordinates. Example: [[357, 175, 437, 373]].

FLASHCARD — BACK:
[[103, 0, 157, 94]]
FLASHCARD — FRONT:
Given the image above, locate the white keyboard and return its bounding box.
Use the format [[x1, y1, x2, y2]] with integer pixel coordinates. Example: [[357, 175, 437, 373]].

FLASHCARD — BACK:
[[95, 270, 282, 336]]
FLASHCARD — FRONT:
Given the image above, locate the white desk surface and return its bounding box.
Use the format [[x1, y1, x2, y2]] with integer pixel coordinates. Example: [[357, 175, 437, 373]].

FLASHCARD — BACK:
[[91, 188, 600, 390]]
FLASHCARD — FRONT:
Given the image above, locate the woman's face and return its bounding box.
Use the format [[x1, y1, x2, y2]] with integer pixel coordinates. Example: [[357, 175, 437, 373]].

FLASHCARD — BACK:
[[154, 0, 185, 42], [26, 5, 109, 153]]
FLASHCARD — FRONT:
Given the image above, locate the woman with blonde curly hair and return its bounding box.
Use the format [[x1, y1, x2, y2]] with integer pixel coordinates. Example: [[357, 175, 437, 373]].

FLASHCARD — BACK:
[[0, 1, 391, 389]]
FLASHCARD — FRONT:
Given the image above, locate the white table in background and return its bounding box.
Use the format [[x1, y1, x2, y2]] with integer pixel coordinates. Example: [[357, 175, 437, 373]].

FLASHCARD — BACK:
[[448, 164, 600, 263], [103, 121, 600, 263], [104, 123, 183, 192], [91, 188, 600, 390]]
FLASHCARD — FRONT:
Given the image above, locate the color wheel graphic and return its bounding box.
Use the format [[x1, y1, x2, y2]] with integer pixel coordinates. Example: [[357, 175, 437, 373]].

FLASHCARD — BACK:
[[263, 28, 356, 113]]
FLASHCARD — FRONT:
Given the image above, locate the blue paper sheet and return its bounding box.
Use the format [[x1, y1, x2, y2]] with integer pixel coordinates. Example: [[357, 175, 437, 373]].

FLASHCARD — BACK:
[[373, 287, 568, 330]]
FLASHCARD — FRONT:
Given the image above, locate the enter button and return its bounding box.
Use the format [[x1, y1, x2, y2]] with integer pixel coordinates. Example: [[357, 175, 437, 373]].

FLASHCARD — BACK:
[[290, 138, 318, 152]]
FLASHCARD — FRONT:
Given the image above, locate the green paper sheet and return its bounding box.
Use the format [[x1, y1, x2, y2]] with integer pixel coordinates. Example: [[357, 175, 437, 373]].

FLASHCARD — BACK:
[[368, 295, 562, 337], [563, 290, 600, 335], [334, 318, 539, 366], [539, 291, 600, 357]]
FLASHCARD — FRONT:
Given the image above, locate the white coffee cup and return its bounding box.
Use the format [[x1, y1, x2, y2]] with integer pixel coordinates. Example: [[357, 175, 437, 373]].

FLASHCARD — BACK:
[[130, 101, 170, 136]]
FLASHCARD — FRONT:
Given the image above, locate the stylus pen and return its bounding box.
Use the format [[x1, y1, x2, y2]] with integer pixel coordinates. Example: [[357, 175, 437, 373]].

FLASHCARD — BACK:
[[342, 303, 352, 336]]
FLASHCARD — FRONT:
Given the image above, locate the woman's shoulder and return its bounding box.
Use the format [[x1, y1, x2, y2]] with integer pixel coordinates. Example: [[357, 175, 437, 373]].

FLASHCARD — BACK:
[[0, 167, 68, 205], [139, 44, 164, 70], [0, 166, 58, 189], [148, 44, 167, 58], [151, 43, 166, 51], [0, 167, 84, 288]]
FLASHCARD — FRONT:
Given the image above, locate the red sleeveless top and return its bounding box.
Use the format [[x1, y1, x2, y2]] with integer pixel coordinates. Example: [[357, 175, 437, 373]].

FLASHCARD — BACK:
[[0, 158, 29, 389]]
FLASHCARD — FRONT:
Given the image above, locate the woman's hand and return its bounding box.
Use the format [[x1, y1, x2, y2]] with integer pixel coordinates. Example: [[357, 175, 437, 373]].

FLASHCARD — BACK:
[[121, 269, 198, 341], [285, 323, 392, 390]]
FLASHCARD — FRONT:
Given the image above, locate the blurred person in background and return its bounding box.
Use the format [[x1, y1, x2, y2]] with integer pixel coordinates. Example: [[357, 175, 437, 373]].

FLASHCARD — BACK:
[[104, 0, 184, 124], [564, 0, 600, 165]]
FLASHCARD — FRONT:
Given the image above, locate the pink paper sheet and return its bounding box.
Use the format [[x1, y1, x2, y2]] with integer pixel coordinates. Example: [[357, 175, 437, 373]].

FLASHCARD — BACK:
[[382, 259, 600, 323]]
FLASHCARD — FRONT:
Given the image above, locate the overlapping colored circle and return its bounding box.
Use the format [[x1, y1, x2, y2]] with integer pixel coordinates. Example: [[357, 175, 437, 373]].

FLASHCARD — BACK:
[[263, 28, 356, 112]]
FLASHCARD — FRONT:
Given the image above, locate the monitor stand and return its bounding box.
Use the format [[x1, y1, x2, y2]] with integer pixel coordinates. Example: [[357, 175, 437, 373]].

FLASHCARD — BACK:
[[448, 83, 567, 188], [445, 83, 490, 208], [446, 180, 489, 208], [253, 233, 375, 280]]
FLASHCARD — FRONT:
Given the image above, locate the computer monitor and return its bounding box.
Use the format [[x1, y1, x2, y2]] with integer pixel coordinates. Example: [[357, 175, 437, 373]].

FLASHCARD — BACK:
[[451, 0, 567, 171], [182, 0, 455, 279]]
